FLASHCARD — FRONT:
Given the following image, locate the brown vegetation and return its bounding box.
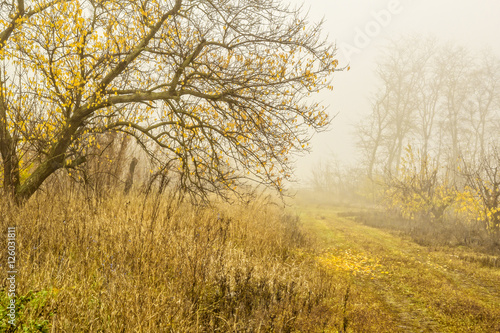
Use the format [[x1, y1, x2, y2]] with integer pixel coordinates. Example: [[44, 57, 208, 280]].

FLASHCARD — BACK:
[[0, 189, 344, 332]]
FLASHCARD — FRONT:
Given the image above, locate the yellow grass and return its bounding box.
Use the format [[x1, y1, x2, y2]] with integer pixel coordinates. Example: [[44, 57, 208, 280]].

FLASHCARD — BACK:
[[1, 191, 345, 332], [3, 189, 498, 332], [289, 200, 500, 332]]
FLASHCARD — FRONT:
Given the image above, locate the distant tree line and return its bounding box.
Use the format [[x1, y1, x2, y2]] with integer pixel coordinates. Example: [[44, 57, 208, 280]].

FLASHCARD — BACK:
[[356, 36, 500, 179], [354, 36, 500, 236], [309, 36, 500, 239]]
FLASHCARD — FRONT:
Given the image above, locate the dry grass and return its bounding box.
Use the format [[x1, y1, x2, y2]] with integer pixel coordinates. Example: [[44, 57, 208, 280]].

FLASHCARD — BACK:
[[0, 190, 346, 332], [291, 202, 500, 332], [5, 189, 497, 332]]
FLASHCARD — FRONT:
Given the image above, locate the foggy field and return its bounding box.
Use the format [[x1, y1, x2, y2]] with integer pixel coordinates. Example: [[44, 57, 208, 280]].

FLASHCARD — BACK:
[[2, 0, 500, 331], [2, 191, 500, 332]]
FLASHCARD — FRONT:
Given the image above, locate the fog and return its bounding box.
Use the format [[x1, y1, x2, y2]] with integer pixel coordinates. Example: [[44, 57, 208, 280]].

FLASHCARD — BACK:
[[292, 0, 500, 184]]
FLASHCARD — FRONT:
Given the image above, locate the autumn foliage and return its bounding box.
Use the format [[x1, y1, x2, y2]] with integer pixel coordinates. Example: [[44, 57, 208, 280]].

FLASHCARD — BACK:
[[0, 0, 339, 202], [384, 146, 456, 223], [352, 37, 500, 238], [381, 145, 500, 239]]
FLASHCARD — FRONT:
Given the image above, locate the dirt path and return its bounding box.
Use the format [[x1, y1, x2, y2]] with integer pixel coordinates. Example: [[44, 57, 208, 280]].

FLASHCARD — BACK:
[[293, 204, 500, 332]]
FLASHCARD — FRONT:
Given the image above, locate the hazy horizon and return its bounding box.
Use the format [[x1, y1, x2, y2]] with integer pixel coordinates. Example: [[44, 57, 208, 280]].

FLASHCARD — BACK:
[[292, 0, 500, 185]]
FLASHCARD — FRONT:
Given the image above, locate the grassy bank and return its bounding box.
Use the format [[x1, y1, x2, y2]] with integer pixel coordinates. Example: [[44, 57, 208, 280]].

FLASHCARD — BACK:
[[1, 191, 346, 332]]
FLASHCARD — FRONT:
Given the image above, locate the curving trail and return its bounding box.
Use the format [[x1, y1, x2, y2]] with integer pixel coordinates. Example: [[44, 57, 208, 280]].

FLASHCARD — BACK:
[[293, 204, 500, 332]]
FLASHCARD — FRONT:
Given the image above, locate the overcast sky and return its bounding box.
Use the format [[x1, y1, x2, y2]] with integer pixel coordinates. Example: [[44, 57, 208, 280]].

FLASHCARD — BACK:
[[290, 0, 500, 184]]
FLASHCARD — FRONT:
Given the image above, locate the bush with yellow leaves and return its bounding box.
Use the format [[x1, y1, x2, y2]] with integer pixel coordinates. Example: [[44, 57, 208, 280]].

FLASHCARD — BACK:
[[384, 145, 456, 223]]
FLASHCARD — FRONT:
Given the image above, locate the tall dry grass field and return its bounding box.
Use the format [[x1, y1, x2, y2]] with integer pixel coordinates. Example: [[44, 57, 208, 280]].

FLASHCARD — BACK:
[[0, 191, 346, 332]]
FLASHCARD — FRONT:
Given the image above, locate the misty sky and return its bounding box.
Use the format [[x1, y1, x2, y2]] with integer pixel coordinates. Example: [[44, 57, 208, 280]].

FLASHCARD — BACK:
[[291, 0, 500, 184]]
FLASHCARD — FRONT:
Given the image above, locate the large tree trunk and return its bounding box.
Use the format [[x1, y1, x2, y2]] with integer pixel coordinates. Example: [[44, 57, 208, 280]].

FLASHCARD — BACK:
[[0, 140, 21, 198], [14, 158, 61, 202], [0, 74, 21, 199]]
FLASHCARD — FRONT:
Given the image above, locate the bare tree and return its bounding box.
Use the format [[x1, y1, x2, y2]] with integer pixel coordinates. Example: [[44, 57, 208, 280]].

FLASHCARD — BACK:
[[460, 145, 500, 232], [463, 51, 500, 161], [357, 36, 431, 177], [435, 44, 472, 175], [413, 39, 442, 158], [0, 0, 340, 203], [357, 37, 500, 184], [355, 99, 390, 179]]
